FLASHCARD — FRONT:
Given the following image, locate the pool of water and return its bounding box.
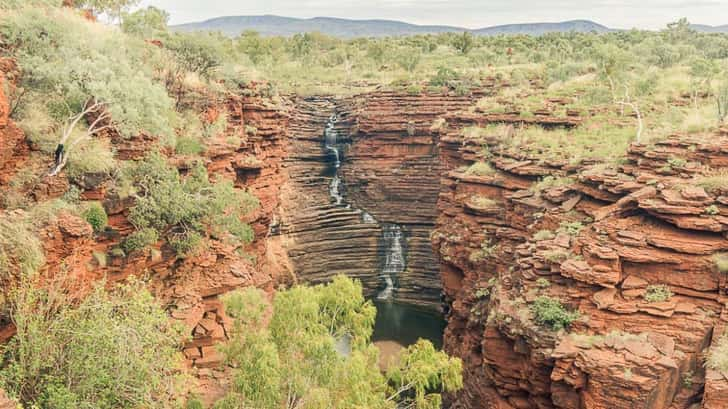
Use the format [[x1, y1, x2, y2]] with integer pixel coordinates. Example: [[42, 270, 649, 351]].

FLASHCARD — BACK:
[[371, 300, 446, 368]]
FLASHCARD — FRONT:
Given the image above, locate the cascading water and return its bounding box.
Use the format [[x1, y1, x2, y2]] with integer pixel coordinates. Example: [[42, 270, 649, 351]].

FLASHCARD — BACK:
[[322, 112, 403, 300], [377, 224, 405, 300], [324, 114, 344, 205], [318, 105, 444, 366]]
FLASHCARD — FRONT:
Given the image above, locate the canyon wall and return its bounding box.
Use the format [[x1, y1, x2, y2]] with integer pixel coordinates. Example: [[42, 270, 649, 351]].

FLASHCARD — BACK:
[[276, 91, 474, 308], [4, 64, 728, 407], [431, 108, 728, 408]]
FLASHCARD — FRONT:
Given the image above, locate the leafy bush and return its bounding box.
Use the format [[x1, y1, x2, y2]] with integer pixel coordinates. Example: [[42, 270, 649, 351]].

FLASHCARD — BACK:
[[0, 278, 184, 408], [696, 171, 728, 194], [164, 32, 225, 78], [531, 176, 575, 193], [0, 215, 44, 316], [530, 296, 579, 330], [82, 201, 108, 232], [452, 32, 475, 54], [126, 152, 258, 256], [535, 278, 551, 289], [175, 136, 205, 155], [65, 138, 117, 180], [121, 6, 169, 38], [469, 195, 496, 208], [429, 66, 460, 87], [644, 284, 673, 303], [121, 228, 158, 254], [1, 7, 177, 174]]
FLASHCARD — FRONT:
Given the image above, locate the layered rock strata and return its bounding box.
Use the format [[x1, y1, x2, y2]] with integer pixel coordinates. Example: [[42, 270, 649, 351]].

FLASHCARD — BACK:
[[432, 110, 728, 409]]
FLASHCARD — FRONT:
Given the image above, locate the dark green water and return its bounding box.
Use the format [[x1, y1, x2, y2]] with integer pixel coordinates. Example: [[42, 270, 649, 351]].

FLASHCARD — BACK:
[[372, 300, 446, 349]]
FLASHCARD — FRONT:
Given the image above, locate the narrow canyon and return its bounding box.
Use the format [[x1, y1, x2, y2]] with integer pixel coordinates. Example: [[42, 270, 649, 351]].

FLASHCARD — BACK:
[[2, 70, 728, 408]]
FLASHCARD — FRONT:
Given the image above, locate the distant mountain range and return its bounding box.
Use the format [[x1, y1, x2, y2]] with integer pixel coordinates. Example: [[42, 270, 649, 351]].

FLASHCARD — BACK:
[[690, 23, 728, 33], [172, 15, 728, 38]]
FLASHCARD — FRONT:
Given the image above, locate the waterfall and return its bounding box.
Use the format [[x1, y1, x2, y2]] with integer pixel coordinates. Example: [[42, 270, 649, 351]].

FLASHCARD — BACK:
[[378, 224, 405, 300], [321, 110, 403, 301], [324, 114, 343, 205]]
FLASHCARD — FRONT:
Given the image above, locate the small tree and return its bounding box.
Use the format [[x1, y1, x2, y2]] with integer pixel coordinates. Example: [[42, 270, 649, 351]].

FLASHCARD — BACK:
[[125, 152, 259, 256], [386, 340, 464, 409], [164, 32, 224, 78], [396, 48, 421, 73], [452, 32, 475, 55], [217, 276, 463, 409], [615, 85, 644, 143], [0, 8, 177, 177], [75, 0, 141, 21], [121, 5, 169, 38], [717, 85, 728, 125], [689, 58, 719, 108]]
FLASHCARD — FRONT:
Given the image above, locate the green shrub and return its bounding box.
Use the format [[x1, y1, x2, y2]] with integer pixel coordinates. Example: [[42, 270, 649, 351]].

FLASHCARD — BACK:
[[0, 215, 44, 316], [531, 176, 575, 193], [82, 202, 108, 232], [121, 6, 169, 38], [644, 284, 673, 303], [185, 397, 205, 409], [0, 278, 184, 409], [469, 195, 496, 208], [530, 296, 579, 331], [121, 228, 159, 253], [535, 278, 551, 289], [165, 32, 224, 78], [667, 156, 687, 168], [429, 66, 459, 87], [1, 7, 177, 174], [126, 152, 259, 256], [0, 217, 44, 282], [558, 221, 584, 236], [175, 136, 205, 155], [705, 205, 719, 215]]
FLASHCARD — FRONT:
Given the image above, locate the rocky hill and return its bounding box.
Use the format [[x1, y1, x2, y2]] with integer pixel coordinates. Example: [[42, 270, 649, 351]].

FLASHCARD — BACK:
[[173, 16, 611, 37]]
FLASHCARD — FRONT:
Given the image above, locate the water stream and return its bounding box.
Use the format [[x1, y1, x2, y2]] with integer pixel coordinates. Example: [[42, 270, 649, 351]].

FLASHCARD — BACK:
[[377, 224, 405, 300], [322, 112, 444, 366], [324, 114, 344, 206]]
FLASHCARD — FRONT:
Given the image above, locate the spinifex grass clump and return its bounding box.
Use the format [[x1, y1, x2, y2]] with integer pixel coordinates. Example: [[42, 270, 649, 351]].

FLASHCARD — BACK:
[[708, 333, 728, 372], [465, 162, 496, 176], [530, 296, 579, 331], [644, 284, 673, 303]]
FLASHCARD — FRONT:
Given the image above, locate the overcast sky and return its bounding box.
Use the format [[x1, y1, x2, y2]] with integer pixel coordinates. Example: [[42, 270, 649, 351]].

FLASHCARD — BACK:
[[137, 0, 728, 30]]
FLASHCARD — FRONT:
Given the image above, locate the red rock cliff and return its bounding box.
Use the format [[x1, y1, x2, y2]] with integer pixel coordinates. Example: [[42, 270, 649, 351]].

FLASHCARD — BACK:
[[432, 108, 728, 408]]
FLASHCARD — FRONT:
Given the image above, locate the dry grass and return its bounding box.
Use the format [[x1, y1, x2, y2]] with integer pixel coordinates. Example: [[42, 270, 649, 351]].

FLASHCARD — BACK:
[[465, 162, 496, 176]]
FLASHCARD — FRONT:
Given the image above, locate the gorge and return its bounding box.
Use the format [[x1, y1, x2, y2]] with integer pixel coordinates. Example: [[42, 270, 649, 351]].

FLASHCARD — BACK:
[[200, 85, 728, 407], [2, 11, 728, 407]]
